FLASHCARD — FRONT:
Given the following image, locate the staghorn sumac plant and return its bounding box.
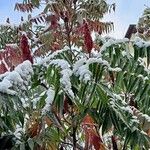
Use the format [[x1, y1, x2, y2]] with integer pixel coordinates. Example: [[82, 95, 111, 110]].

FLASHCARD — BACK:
[[1, 36, 150, 149], [0, 0, 150, 150]]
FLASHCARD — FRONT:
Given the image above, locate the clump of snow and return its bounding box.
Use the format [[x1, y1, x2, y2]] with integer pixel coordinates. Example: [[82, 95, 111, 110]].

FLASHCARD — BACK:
[[73, 57, 122, 83], [42, 87, 55, 115], [73, 58, 92, 83], [77, 64, 91, 83], [112, 93, 122, 101], [110, 93, 133, 115], [120, 106, 133, 114], [100, 38, 129, 52], [131, 116, 139, 124], [133, 37, 144, 48], [133, 37, 150, 48], [87, 58, 109, 66], [50, 59, 70, 69], [49, 59, 75, 98], [0, 60, 33, 95], [0, 71, 9, 80], [14, 125, 24, 140], [73, 58, 87, 73], [0, 78, 15, 95], [6, 43, 18, 49], [37, 46, 69, 65], [20, 97, 29, 108], [108, 67, 122, 72], [60, 69, 74, 98]]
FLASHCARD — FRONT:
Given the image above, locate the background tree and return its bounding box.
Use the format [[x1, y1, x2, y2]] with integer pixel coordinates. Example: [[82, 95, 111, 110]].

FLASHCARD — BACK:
[[138, 6, 150, 40]]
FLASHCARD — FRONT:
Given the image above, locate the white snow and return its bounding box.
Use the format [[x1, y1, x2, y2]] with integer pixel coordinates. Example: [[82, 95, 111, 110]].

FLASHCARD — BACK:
[[60, 69, 74, 98], [42, 88, 55, 115], [108, 67, 122, 72], [73, 58, 87, 73], [134, 37, 150, 48], [77, 64, 92, 83], [49, 59, 75, 98], [120, 106, 133, 114], [73, 58, 92, 83], [0, 60, 33, 95], [6, 43, 18, 49], [100, 38, 129, 52], [14, 125, 23, 139], [87, 58, 109, 66], [50, 59, 70, 69], [134, 37, 145, 48], [37, 46, 69, 65]]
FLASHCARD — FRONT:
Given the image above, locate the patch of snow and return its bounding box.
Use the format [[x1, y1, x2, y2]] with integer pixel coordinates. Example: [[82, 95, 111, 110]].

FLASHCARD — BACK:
[[109, 67, 122, 72], [49, 59, 74, 98], [42, 87, 55, 115], [37, 46, 69, 65], [60, 69, 74, 98], [0, 60, 33, 95], [73, 58, 92, 83], [120, 106, 133, 114], [6, 43, 18, 49], [14, 125, 23, 139], [100, 38, 129, 52], [50, 59, 70, 69]]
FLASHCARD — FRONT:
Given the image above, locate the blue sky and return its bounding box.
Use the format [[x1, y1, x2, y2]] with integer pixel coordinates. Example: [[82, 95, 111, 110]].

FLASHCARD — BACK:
[[0, 0, 150, 38], [0, 0, 25, 23], [104, 0, 150, 38]]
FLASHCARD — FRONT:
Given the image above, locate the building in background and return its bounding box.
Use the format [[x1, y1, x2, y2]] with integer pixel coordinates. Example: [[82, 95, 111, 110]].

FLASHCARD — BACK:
[[125, 24, 137, 39]]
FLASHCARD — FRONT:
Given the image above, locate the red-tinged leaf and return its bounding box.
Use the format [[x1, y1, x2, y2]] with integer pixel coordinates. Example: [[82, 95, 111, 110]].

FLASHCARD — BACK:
[[20, 34, 33, 63], [15, 3, 34, 12], [111, 136, 118, 150], [78, 20, 93, 54], [147, 129, 150, 136], [5, 45, 23, 67], [82, 114, 106, 150], [63, 95, 73, 114], [63, 96, 69, 114], [0, 44, 24, 73], [92, 132, 105, 150], [82, 114, 95, 126], [49, 14, 60, 30], [27, 122, 42, 138], [51, 42, 61, 51], [0, 61, 8, 74], [44, 116, 52, 126]]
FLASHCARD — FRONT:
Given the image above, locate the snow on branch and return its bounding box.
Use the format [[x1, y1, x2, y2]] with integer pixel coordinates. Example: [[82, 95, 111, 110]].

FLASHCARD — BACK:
[[50, 59, 75, 98], [73, 58, 92, 83], [99, 37, 129, 52], [131, 106, 150, 131], [73, 57, 122, 83], [37, 46, 69, 65], [42, 87, 55, 115], [133, 37, 150, 48], [0, 60, 33, 95]]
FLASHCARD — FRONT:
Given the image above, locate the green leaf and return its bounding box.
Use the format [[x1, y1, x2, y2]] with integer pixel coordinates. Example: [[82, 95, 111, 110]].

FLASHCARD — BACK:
[[20, 143, 25, 150], [28, 138, 34, 150], [147, 46, 150, 67]]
